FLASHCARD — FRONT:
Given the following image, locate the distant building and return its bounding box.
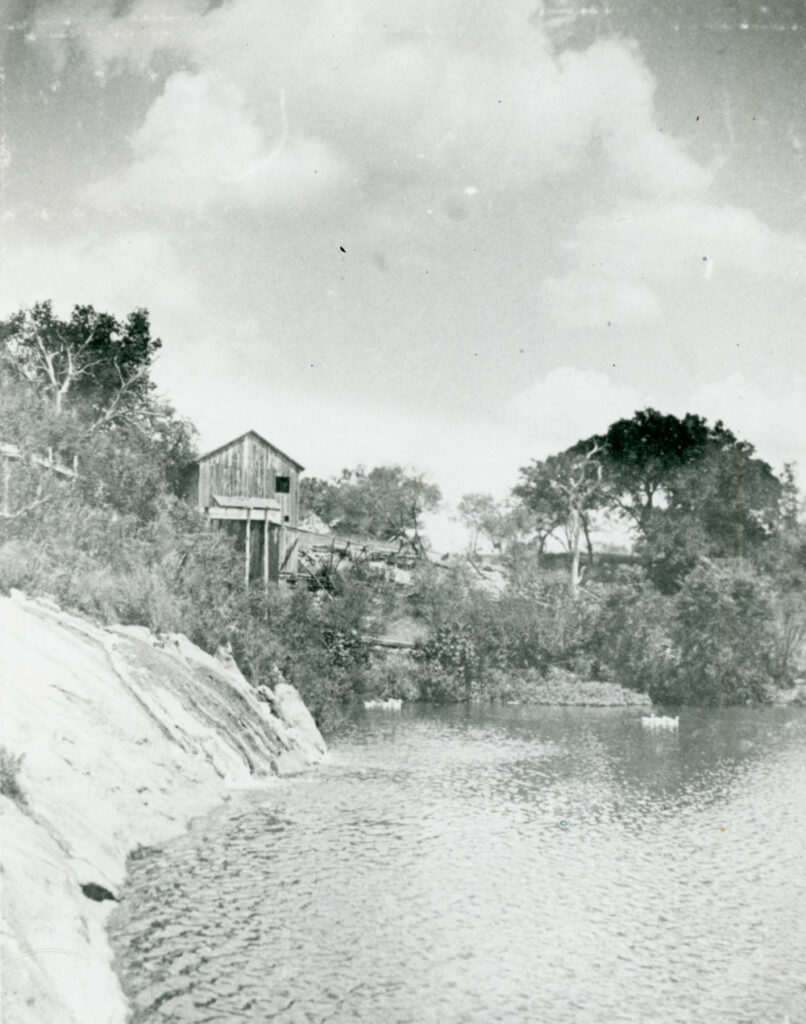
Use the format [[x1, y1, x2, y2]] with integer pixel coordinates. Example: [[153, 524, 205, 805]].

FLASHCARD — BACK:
[[185, 430, 304, 583]]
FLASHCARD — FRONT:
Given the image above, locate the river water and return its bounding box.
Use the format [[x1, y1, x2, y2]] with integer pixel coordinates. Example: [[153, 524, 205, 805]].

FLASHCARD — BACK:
[[110, 705, 806, 1024]]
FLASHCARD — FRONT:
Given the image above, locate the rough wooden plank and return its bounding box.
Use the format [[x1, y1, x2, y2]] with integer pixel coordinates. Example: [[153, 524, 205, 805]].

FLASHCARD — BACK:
[[280, 536, 298, 572], [263, 511, 270, 589], [207, 507, 282, 521], [191, 433, 301, 528], [244, 509, 251, 588], [0, 442, 78, 479], [212, 495, 280, 510]]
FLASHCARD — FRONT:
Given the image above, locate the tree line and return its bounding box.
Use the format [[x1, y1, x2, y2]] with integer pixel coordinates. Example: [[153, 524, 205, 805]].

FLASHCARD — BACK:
[[3, 300, 793, 592], [458, 408, 793, 593], [1, 300, 803, 715], [302, 403, 795, 597]]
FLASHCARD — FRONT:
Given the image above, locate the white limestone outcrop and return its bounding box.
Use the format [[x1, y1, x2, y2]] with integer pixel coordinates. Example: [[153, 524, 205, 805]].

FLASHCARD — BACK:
[[0, 592, 326, 1024]]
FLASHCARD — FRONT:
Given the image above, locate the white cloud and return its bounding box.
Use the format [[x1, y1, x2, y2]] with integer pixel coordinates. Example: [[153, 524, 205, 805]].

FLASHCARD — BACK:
[[17, 0, 804, 522], [186, 362, 805, 526], [569, 201, 806, 284], [504, 366, 645, 453], [0, 230, 198, 322], [542, 200, 806, 327], [502, 366, 806, 480], [32, 1, 208, 74], [541, 277, 661, 328], [0, 229, 267, 402], [555, 41, 711, 196], [690, 372, 806, 478], [82, 72, 347, 214], [37, 2, 710, 212]]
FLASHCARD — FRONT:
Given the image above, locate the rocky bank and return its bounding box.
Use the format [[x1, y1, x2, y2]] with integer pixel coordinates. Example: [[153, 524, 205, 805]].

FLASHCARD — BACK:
[[0, 592, 326, 1024]]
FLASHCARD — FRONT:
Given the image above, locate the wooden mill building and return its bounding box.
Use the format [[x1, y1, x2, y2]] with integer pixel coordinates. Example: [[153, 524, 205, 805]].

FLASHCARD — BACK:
[[185, 430, 303, 584]]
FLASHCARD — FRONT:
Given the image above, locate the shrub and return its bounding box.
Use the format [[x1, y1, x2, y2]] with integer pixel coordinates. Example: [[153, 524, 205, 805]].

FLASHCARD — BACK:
[[0, 538, 44, 593], [588, 570, 675, 694], [0, 748, 27, 806], [413, 574, 604, 696], [361, 657, 423, 702], [2, 350, 800, 722], [409, 657, 479, 703], [655, 560, 782, 705]]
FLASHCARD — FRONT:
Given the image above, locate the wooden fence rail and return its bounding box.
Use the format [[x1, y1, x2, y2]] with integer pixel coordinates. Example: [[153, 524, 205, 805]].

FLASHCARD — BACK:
[[1, 441, 79, 520], [0, 442, 78, 480]]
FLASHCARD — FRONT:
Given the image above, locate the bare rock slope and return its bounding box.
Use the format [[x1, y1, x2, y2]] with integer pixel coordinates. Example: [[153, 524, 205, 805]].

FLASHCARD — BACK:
[[0, 592, 326, 1024]]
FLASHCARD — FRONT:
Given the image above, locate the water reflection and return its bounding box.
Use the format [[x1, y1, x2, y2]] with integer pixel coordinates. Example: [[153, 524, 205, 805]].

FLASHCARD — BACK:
[[111, 705, 806, 1024]]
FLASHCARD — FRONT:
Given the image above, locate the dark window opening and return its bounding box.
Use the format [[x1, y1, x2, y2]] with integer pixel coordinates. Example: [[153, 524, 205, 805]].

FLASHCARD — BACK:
[[275, 476, 290, 493], [284, 515, 290, 523]]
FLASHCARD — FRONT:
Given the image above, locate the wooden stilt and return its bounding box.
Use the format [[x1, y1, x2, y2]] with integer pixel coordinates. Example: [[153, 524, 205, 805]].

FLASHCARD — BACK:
[[245, 508, 252, 588], [263, 510, 270, 589]]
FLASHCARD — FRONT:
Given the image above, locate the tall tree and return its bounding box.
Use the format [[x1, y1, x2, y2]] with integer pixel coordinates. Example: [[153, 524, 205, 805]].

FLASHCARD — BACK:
[[300, 465, 441, 546], [515, 441, 605, 591], [573, 408, 784, 588], [509, 483, 568, 556], [1, 302, 196, 522], [299, 476, 341, 529], [1, 301, 161, 431], [456, 493, 501, 554]]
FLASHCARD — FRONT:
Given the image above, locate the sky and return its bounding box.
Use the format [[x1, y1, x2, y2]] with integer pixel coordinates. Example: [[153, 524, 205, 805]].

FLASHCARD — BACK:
[[1, 0, 804, 546]]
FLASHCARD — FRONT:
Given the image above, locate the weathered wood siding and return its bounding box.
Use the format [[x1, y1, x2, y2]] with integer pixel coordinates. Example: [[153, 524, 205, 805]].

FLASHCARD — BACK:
[[195, 433, 300, 528]]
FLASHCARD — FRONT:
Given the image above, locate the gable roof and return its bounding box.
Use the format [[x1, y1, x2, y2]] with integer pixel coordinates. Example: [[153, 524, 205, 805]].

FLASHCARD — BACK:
[[195, 430, 304, 472]]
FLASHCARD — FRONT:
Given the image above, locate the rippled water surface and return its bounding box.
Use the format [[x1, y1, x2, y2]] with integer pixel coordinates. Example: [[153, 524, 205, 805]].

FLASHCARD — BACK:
[[110, 705, 806, 1023]]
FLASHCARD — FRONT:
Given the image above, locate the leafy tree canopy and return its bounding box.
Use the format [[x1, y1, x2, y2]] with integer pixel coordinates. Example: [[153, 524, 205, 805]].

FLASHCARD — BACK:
[[1, 302, 195, 522], [571, 408, 784, 588], [456, 493, 501, 553], [515, 442, 607, 588], [1, 301, 160, 429], [300, 465, 441, 543], [572, 409, 762, 519]]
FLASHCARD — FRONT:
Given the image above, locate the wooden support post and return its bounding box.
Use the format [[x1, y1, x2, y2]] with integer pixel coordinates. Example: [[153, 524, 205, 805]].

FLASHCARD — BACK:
[[245, 508, 252, 588], [263, 510, 270, 589]]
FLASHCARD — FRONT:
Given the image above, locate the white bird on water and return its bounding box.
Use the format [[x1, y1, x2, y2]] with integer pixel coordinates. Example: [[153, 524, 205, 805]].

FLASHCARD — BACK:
[[641, 714, 679, 730], [364, 698, 403, 711]]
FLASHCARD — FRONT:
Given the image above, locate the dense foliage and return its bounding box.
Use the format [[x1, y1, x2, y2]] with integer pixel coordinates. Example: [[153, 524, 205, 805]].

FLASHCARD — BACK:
[[1, 302, 802, 721], [574, 409, 784, 589], [405, 556, 800, 706], [1, 301, 160, 426], [515, 443, 606, 588], [0, 304, 398, 727], [300, 465, 441, 545]]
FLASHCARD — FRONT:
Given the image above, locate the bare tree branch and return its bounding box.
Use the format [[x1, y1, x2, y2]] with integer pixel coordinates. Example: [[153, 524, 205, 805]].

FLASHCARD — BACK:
[[83, 363, 150, 435]]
